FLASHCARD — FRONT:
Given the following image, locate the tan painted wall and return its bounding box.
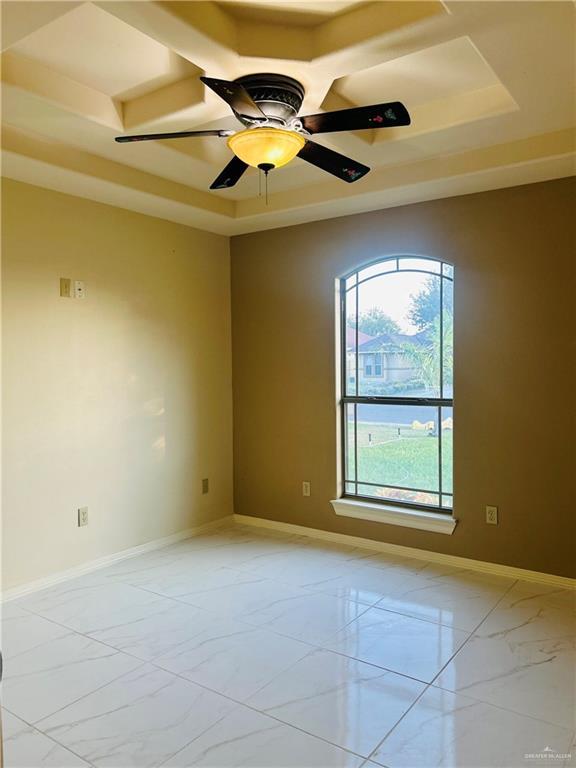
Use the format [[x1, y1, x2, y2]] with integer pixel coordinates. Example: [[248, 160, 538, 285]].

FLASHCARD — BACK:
[[2, 179, 233, 590], [231, 178, 576, 578]]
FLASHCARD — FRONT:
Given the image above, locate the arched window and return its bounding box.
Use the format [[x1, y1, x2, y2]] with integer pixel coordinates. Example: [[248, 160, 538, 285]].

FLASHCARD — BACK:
[[341, 256, 453, 512]]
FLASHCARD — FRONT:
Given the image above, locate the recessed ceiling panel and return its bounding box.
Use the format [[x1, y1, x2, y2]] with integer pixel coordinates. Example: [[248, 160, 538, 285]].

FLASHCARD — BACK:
[[218, 0, 365, 26], [12, 3, 197, 100], [1, 0, 574, 234], [337, 37, 502, 109]]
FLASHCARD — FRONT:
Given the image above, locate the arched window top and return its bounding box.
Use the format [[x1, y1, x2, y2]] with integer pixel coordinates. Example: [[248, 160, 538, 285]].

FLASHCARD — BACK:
[[340, 254, 454, 512], [344, 256, 453, 291]]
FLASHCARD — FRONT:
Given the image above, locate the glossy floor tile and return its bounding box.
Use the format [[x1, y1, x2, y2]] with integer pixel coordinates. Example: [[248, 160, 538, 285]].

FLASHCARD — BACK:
[[1, 710, 91, 767], [371, 686, 574, 768], [242, 590, 370, 645], [435, 581, 576, 728], [247, 649, 425, 756], [85, 600, 216, 661], [374, 564, 515, 631], [98, 549, 192, 585], [163, 706, 364, 767], [274, 559, 428, 607], [564, 734, 576, 767], [2, 609, 141, 723], [238, 542, 373, 583], [17, 577, 171, 636], [124, 563, 263, 600], [179, 574, 309, 620], [3, 525, 574, 768], [38, 665, 235, 768], [324, 605, 469, 682], [155, 616, 312, 701]]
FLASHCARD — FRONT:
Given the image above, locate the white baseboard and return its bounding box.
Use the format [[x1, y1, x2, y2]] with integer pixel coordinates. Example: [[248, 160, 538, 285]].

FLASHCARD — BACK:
[[6, 512, 573, 601], [2, 515, 234, 603], [234, 514, 576, 590]]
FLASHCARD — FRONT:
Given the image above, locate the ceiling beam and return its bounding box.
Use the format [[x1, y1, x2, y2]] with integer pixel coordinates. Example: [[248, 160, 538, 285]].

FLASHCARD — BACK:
[[2, 52, 123, 130], [1, 1, 82, 51], [2, 124, 235, 218], [312, 1, 449, 75], [122, 75, 206, 130], [95, 1, 238, 75]]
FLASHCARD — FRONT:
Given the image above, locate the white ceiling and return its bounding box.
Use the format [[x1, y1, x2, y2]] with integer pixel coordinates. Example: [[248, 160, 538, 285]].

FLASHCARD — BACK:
[[337, 37, 501, 108], [12, 4, 198, 100], [1, 0, 575, 235]]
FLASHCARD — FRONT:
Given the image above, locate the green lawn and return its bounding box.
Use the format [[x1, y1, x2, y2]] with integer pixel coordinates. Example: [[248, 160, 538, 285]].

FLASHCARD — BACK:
[[348, 424, 452, 499]]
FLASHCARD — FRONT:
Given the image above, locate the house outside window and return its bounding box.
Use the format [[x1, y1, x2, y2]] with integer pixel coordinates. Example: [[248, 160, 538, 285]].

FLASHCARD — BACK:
[[341, 256, 454, 512]]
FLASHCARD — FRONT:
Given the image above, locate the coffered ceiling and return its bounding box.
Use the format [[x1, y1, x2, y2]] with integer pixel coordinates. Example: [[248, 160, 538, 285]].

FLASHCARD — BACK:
[[1, 1, 575, 235]]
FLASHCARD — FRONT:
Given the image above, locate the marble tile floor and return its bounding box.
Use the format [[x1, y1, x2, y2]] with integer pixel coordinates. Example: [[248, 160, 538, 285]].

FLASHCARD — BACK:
[[1, 524, 574, 767]]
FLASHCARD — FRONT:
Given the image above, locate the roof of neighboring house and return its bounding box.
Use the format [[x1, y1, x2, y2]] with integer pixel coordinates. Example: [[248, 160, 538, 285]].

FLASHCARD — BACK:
[[357, 330, 428, 353], [346, 327, 374, 349]]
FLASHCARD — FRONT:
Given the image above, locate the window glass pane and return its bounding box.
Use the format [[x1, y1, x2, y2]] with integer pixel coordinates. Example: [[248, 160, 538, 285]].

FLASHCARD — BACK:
[[345, 403, 356, 483], [350, 403, 440, 503], [442, 277, 454, 398], [442, 263, 454, 279], [357, 259, 397, 283], [345, 274, 357, 291], [345, 482, 356, 495], [358, 484, 440, 507], [441, 406, 453, 497], [398, 257, 441, 274], [345, 286, 358, 395], [355, 271, 441, 397], [442, 495, 453, 509]]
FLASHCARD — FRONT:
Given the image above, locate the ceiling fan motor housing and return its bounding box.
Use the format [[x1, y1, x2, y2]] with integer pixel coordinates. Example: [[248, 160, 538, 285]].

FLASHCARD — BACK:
[[234, 74, 305, 124]]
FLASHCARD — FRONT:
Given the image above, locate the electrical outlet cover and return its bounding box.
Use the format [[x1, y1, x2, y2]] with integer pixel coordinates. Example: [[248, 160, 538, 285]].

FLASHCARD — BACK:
[[486, 505, 498, 525]]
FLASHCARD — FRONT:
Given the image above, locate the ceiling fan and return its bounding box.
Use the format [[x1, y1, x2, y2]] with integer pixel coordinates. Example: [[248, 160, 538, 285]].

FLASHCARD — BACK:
[[115, 74, 410, 190]]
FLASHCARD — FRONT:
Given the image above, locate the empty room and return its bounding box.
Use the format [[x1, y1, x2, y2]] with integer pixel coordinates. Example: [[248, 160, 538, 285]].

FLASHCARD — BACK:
[[1, 1, 575, 767]]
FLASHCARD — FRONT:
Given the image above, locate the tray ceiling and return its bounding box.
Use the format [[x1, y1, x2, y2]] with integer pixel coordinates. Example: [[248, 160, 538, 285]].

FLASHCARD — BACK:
[[1, 0, 574, 235]]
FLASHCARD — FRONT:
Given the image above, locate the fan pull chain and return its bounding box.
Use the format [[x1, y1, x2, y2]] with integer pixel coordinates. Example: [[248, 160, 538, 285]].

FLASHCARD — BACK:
[[257, 163, 274, 206], [258, 169, 262, 198]]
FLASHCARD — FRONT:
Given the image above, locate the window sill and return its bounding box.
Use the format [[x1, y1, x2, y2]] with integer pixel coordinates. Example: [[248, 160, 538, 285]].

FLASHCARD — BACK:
[[330, 498, 457, 535]]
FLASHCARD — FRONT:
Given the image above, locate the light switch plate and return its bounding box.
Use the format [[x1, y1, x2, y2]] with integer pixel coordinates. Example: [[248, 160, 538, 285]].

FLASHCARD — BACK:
[[60, 278, 72, 298], [78, 507, 89, 527]]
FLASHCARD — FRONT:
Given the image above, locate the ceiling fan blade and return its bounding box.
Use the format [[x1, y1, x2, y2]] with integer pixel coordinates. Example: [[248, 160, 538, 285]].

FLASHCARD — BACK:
[[297, 140, 370, 183], [300, 102, 410, 134], [200, 76, 267, 121], [210, 156, 249, 189], [115, 129, 232, 143]]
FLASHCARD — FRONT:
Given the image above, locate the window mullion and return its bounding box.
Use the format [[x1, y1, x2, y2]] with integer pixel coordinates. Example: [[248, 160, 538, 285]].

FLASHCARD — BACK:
[[354, 282, 359, 397], [343, 396, 453, 407], [438, 404, 442, 506], [440, 271, 444, 399], [354, 402, 358, 496]]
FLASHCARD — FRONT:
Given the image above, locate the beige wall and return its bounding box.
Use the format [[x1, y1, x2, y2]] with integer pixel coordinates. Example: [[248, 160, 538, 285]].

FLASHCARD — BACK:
[[231, 178, 576, 578], [3, 177, 574, 590], [2, 179, 233, 590]]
